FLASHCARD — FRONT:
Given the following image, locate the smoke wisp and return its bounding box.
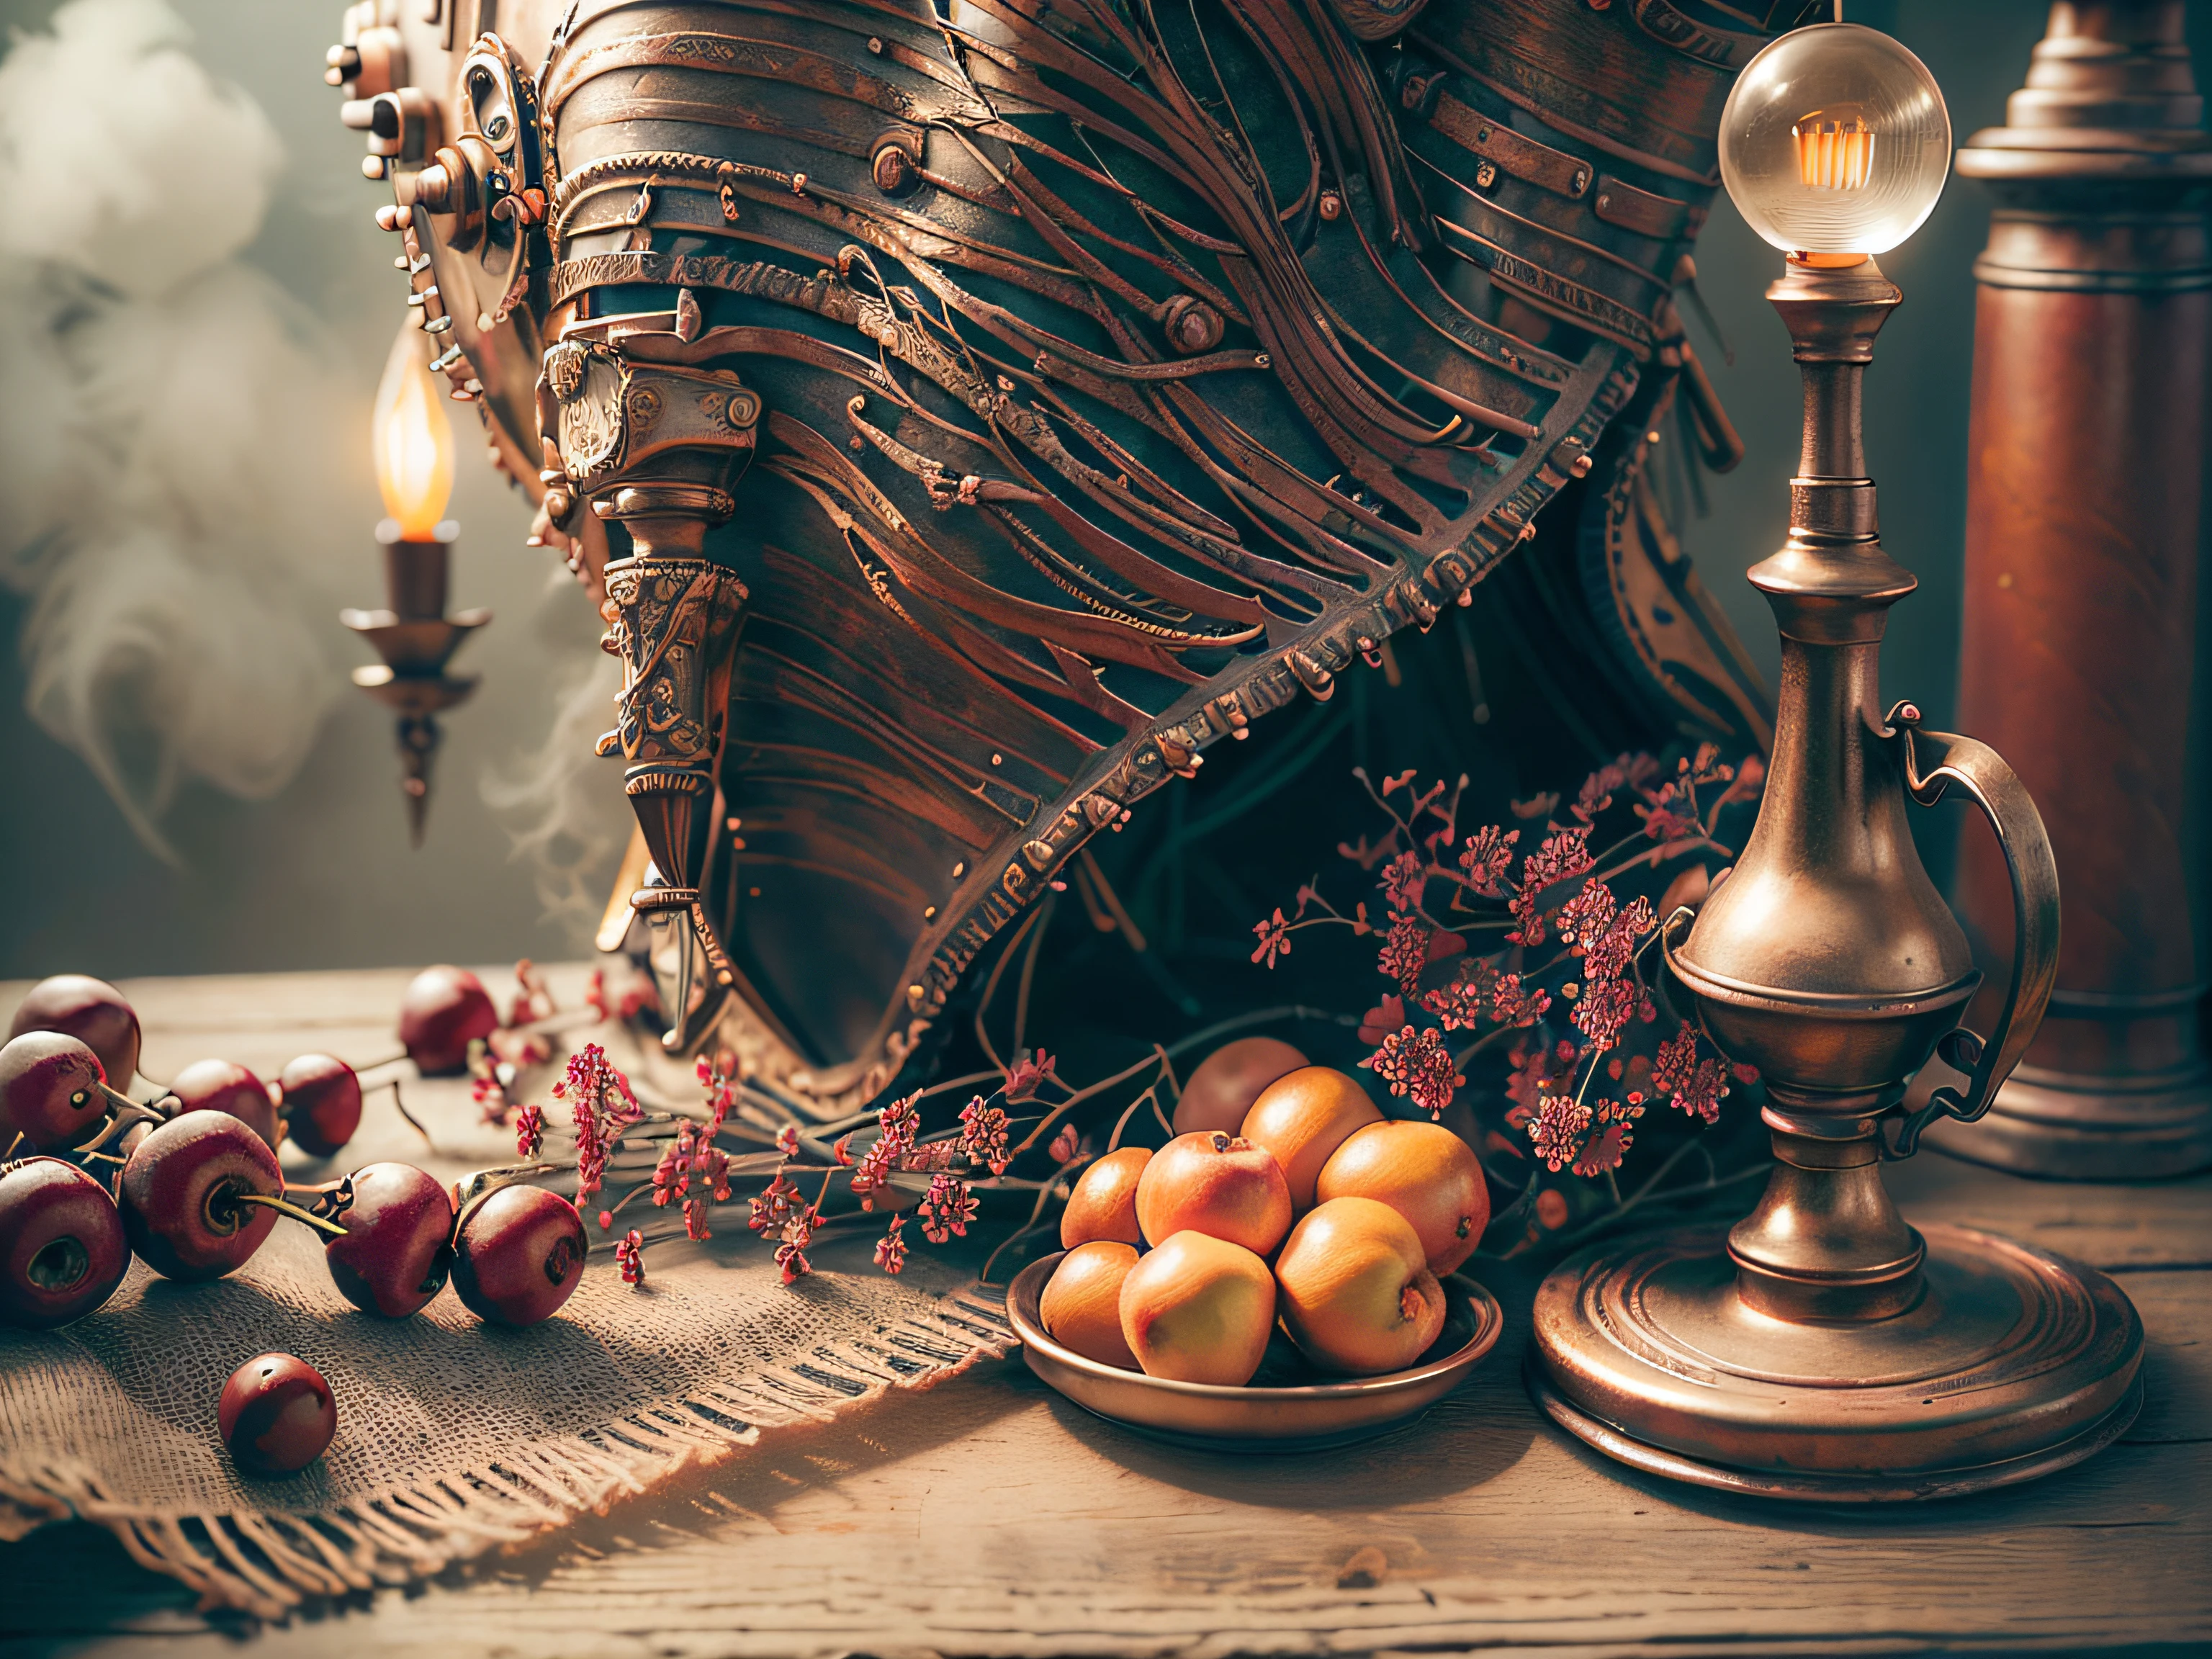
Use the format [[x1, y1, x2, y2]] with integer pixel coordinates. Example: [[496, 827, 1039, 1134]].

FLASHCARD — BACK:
[[483, 642, 634, 942], [0, 0, 347, 857]]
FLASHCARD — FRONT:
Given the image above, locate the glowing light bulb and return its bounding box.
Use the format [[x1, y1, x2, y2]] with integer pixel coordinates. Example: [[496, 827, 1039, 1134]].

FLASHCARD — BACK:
[[371, 318, 455, 540], [1719, 22, 1951, 258]]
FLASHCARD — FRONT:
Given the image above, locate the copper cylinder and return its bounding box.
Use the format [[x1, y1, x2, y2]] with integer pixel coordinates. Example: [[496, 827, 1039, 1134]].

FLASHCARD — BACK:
[[1933, 1, 2212, 1177]]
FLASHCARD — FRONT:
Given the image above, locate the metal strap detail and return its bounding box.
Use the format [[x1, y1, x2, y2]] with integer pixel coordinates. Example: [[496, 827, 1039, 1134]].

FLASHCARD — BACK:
[[1593, 173, 1700, 241], [1627, 0, 1768, 71], [1429, 90, 1592, 198]]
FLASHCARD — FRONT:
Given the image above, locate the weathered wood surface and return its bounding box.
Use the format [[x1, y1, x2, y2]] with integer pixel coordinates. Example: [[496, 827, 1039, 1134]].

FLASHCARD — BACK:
[[2, 969, 2208, 1658]]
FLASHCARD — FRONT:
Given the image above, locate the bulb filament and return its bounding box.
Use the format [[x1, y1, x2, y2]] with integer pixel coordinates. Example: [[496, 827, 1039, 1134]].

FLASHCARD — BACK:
[[1792, 117, 1874, 191]]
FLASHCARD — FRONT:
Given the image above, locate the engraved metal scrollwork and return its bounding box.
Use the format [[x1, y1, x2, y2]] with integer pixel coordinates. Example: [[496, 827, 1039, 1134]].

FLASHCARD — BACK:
[[598, 555, 750, 1048]]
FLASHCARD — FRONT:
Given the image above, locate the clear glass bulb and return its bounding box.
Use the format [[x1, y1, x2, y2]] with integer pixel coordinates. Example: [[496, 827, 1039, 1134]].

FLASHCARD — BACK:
[[1718, 22, 1951, 257]]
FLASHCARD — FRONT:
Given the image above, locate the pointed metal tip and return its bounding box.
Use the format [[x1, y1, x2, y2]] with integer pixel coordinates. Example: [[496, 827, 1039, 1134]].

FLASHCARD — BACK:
[[396, 712, 440, 848], [662, 914, 696, 1052]]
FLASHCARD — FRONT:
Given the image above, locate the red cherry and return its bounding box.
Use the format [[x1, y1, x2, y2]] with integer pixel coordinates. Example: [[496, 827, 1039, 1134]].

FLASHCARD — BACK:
[[9, 975, 140, 1093], [0, 1032, 111, 1152], [119, 1113, 282, 1281], [168, 1058, 282, 1151], [399, 966, 499, 1076], [452, 1185, 585, 1326], [218, 1352, 336, 1475], [277, 1055, 362, 1159], [0, 1158, 130, 1328], [324, 1163, 453, 1317]]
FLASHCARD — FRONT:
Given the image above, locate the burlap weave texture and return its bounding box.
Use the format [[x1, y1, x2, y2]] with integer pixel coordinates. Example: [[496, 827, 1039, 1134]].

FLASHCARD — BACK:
[[0, 967, 1012, 1617]]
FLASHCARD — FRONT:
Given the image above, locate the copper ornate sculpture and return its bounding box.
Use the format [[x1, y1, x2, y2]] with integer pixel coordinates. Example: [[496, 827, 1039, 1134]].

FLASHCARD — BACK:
[[1928, 0, 2212, 1178], [1531, 24, 2143, 1500], [325, 0, 1809, 1102]]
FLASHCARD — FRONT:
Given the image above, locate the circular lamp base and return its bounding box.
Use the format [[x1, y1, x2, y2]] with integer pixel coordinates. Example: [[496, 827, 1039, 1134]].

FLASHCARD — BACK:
[[1531, 1223, 2142, 1502], [1924, 1070, 2212, 1181]]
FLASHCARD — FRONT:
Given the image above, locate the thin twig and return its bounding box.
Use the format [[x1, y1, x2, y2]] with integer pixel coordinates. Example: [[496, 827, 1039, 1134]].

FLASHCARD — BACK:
[[1012, 893, 1054, 1053], [972, 905, 1048, 1076]]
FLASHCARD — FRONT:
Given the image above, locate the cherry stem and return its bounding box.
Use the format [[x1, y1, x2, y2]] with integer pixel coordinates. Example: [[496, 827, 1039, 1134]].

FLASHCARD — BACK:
[[230, 1191, 350, 1238], [68, 1094, 165, 1159], [351, 1051, 411, 1075], [284, 1177, 355, 1222], [512, 1007, 605, 1038], [387, 1079, 434, 1148]]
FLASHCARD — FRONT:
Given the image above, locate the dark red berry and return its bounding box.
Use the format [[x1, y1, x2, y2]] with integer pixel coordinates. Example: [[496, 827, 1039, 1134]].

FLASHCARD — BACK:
[[218, 1353, 336, 1475], [397, 966, 499, 1076], [277, 1055, 362, 1159], [324, 1163, 453, 1318], [9, 976, 140, 1094], [0, 1158, 130, 1328], [0, 1032, 109, 1152], [168, 1058, 281, 1151], [119, 1113, 282, 1281], [452, 1184, 585, 1326]]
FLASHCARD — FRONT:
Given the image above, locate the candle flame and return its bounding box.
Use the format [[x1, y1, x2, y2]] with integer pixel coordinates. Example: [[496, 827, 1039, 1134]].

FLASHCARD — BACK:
[[372, 319, 455, 539]]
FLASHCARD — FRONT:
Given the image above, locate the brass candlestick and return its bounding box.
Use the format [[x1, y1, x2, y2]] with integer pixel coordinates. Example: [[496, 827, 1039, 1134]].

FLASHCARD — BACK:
[[343, 523, 487, 846], [343, 317, 488, 845], [1529, 24, 2143, 1501]]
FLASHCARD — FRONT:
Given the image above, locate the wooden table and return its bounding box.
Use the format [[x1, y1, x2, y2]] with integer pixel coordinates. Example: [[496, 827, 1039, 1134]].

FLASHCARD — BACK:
[[3, 968, 2207, 1658]]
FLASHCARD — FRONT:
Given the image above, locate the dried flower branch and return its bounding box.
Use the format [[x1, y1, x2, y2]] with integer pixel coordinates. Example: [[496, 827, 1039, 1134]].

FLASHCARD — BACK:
[[1256, 749, 1761, 1177]]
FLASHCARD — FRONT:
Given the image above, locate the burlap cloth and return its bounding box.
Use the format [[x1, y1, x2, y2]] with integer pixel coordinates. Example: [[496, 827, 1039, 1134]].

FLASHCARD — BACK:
[[0, 968, 1013, 1618]]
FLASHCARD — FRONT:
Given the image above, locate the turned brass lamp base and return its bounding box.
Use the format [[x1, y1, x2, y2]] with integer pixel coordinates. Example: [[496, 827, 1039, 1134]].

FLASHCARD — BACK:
[[1924, 1068, 2212, 1181], [1531, 1223, 2143, 1502]]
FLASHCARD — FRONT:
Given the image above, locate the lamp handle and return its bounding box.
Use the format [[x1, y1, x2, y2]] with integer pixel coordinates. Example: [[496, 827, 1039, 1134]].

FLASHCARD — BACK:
[[1884, 703, 2062, 1158]]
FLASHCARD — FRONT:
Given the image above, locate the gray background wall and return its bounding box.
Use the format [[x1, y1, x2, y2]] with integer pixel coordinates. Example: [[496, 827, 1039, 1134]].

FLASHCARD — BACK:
[[0, 0, 2199, 979]]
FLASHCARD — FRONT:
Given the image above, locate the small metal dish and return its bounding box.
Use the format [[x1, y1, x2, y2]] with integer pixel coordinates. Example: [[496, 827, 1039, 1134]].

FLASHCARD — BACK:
[[1007, 1250, 1504, 1453]]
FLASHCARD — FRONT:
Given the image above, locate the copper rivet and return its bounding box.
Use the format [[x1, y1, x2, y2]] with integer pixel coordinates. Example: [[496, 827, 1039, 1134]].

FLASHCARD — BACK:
[[872, 142, 917, 196], [1318, 192, 1341, 221]]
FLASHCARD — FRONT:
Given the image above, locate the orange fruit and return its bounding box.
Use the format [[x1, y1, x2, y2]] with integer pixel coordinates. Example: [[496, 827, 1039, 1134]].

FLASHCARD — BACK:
[[1135, 1131, 1292, 1255], [1273, 1196, 1447, 1375], [1317, 1120, 1488, 1275], [1173, 1037, 1308, 1136], [1059, 1146, 1149, 1249], [1040, 1241, 1142, 1369], [1118, 1231, 1276, 1385], [1239, 1066, 1383, 1210]]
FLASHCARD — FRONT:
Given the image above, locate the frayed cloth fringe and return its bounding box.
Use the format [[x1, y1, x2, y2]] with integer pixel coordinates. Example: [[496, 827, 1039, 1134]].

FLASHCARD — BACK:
[[0, 1280, 1012, 1619]]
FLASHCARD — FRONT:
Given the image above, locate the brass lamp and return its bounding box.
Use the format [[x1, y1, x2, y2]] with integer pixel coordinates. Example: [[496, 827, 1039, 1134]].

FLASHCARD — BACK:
[[1529, 23, 2144, 1501], [343, 315, 489, 845]]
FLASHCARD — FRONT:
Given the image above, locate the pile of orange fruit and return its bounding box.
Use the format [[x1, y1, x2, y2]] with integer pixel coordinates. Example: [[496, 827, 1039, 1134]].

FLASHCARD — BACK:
[[1040, 1038, 1489, 1385]]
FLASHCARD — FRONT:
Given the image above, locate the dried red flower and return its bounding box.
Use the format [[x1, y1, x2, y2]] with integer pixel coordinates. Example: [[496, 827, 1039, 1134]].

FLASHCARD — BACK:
[[1004, 1049, 1058, 1102], [919, 1172, 977, 1244], [1377, 914, 1432, 991], [958, 1097, 1012, 1174], [1362, 1025, 1463, 1120], [615, 1228, 646, 1287], [874, 1214, 909, 1275], [1251, 908, 1292, 968], [1530, 1094, 1592, 1172], [1653, 1027, 1730, 1124], [1458, 825, 1518, 897]]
